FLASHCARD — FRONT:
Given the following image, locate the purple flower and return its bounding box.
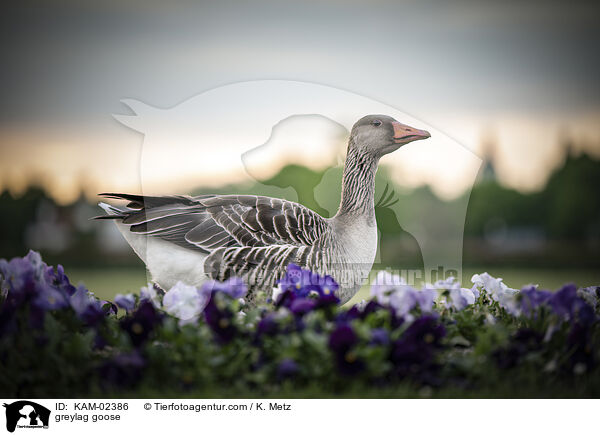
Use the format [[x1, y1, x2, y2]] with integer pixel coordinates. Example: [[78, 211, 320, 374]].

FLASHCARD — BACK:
[[274, 265, 341, 311], [277, 263, 309, 296], [257, 313, 279, 336], [114, 293, 136, 312], [70, 286, 104, 326], [390, 316, 446, 380], [550, 284, 578, 318], [204, 295, 237, 343], [370, 328, 390, 346], [277, 263, 339, 299], [120, 300, 163, 347], [401, 316, 446, 348], [277, 358, 299, 379], [24, 250, 48, 282], [575, 301, 596, 326], [336, 305, 362, 323], [549, 284, 596, 324], [201, 277, 248, 299], [0, 256, 37, 299], [0, 256, 39, 335], [329, 323, 358, 352], [0, 252, 77, 323], [274, 289, 296, 309], [44, 264, 76, 297], [518, 286, 552, 317], [315, 291, 341, 308], [289, 298, 316, 316], [32, 285, 69, 311], [329, 323, 363, 374]]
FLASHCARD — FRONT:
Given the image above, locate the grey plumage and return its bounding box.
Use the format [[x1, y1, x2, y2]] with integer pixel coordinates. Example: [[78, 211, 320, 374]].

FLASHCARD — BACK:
[[97, 115, 430, 303]]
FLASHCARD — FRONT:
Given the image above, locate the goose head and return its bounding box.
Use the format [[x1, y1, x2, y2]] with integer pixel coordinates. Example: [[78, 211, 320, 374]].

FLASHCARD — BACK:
[[349, 114, 430, 159]]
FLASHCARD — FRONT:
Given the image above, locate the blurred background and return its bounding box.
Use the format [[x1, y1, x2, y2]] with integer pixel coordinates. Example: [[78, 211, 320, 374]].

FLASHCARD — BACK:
[[1, 0, 599, 302]]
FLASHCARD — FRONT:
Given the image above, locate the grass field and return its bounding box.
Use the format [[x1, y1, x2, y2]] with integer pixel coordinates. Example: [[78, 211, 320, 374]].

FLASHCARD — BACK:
[[66, 266, 600, 305]]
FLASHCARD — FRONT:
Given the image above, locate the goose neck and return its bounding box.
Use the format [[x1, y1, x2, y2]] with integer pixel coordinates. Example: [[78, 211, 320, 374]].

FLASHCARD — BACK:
[[336, 143, 378, 218]]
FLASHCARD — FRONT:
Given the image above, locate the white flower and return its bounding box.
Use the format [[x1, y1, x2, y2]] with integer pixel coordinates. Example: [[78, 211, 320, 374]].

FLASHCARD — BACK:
[[415, 287, 437, 313], [370, 271, 408, 305], [447, 287, 474, 310], [140, 283, 161, 308], [370, 271, 426, 318], [163, 281, 209, 322], [424, 277, 476, 311], [497, 290, 520, 315], [471, 273, 514, 300], [472, 272, 517, 298], [388, 286, 418, 318], [471, 272, 519, 312]]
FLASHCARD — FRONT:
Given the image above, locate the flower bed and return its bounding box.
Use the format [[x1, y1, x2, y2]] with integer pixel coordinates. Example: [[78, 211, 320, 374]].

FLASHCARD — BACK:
[[1, 252, 599, 398]]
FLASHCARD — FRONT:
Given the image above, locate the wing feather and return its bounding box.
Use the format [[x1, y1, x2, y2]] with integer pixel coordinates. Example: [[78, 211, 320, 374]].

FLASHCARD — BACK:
[[98, 193, 328, 256]]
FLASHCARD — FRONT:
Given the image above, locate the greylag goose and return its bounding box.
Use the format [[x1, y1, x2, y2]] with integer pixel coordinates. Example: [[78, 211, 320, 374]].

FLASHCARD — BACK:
[[97, 115, 430, 304]]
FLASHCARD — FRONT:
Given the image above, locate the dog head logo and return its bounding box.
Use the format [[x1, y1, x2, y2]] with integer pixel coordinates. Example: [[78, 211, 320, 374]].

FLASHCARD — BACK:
[[3, 401, 50, 433]]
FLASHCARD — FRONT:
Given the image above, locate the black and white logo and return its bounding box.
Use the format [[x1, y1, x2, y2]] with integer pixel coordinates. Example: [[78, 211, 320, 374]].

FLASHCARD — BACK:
[[3, 401, 50, 433]]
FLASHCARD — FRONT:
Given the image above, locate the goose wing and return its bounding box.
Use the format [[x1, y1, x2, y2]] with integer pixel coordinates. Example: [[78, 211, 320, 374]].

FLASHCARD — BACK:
[[98, 193, 328, 253]]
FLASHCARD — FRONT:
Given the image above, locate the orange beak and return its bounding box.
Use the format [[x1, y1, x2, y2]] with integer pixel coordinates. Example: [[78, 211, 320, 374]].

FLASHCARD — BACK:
[[392, 121, 431, 144]]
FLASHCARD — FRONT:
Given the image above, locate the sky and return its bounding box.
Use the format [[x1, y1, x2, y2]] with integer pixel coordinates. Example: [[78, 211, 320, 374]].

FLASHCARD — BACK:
[[1, 0, 599, 203]]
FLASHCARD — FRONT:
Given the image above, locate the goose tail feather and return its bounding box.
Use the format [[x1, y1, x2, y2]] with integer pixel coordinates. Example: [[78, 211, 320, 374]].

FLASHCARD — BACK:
[[93, 201, 128, 220]]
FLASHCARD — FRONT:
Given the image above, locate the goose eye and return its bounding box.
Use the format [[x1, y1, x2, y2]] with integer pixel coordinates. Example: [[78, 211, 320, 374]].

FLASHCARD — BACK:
[[371, 120, 382, 127]]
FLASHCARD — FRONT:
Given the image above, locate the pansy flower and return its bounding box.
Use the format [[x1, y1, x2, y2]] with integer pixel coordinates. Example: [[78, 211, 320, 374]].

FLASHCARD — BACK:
[[370, 328, 390, 346], [120, 300, 163, 347], [114, 293, 136, 312], [140, 283, 161, 308], [204, 295, 237, 343], [201, 277, 248, 299], [70, 285, 104, 326], [549, 284, 595, 325], [277, 263, 339, 299], [517, 286, 552, 317], [329, 323, 363, 374], [163, 282, 209, 324], [390, 315, 446, 379]]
